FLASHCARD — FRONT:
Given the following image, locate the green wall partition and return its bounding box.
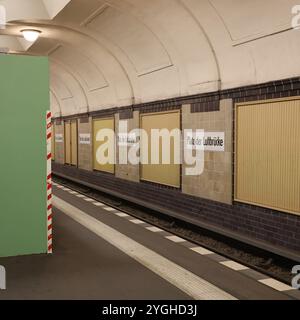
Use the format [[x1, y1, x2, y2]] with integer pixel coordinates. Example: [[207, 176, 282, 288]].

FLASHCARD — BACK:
[[0, 54, 49, 257]]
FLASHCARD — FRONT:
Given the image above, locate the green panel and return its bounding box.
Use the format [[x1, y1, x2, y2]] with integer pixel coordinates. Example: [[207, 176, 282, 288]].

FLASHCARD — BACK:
[[0, 54, 49, 257]]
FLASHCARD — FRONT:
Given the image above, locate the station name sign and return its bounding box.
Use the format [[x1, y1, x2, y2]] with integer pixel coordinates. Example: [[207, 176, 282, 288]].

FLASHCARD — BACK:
[[117, 133, 138, 146], [79, 134, 91, 145], [185, 132, 225, 152], [55, 134, 63, 143]]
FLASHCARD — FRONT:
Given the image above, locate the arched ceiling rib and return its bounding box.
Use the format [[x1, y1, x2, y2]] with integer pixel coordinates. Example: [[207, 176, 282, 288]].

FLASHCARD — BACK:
[[50, 89, 62, 118], [51, 61, 89, 115], [0, 0, 299, 116]]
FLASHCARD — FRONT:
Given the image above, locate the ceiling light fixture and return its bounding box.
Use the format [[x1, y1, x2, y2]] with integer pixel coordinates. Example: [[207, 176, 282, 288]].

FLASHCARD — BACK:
[[21, 29, 41, 42]]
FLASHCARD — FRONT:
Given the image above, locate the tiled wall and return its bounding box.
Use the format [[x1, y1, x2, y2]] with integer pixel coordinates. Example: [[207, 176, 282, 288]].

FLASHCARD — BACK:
[[53, 162, 300, 255], [115, 111, 140, 182], [78, 117, 93, 171], [52, 77, 300, 256], [182, 100, 233, 205], [54, 121, 64, 164]]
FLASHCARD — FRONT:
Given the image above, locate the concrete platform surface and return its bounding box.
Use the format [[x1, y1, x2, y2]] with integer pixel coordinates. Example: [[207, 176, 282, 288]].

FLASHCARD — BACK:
[[0, 184, 298, 300]]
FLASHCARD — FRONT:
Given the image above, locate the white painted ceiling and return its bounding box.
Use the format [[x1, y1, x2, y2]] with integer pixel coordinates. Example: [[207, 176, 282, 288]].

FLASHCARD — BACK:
[[0, 0, 299, 117]]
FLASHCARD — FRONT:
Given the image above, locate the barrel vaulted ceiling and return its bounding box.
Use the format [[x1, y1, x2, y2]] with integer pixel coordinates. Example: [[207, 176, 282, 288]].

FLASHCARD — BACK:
[[0, 0, 299, 117]]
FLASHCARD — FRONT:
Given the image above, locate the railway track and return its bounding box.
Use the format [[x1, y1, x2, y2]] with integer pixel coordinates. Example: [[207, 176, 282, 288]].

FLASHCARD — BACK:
[[53, 174, 297, 286]]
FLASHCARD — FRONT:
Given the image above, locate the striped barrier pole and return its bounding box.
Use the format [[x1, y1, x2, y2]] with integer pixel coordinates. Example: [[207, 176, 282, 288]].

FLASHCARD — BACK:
[[46, 111, 53, 254]]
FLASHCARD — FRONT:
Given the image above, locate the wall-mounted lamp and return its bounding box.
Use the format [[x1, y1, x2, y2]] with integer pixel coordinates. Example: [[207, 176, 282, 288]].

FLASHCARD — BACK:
[[21, 29, 41, 42]]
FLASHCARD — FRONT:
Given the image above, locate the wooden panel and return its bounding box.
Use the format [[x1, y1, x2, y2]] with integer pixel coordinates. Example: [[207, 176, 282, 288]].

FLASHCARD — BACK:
[[141, 111, 180, 188], [235, 97, 300, 215], [64, 121, 71, 165], [93, 118, 115, 174], [71, 120, 78, 166]]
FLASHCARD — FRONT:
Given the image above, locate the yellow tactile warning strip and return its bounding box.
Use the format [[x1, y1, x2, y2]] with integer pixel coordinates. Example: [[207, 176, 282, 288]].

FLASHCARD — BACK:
[[52, 182, 299, 298]]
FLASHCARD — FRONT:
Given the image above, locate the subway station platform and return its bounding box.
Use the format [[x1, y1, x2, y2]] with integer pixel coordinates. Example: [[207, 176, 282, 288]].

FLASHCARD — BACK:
[[1, 0, 300, 306], [0, 183, 299, 300]]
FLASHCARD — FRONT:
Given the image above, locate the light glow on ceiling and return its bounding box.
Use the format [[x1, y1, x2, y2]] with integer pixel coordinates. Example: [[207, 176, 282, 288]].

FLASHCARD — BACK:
[[21, 29, 41, 42]]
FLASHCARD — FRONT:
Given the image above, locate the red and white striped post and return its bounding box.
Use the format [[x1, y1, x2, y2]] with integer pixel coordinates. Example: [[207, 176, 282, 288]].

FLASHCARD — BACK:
[[46, 111, 53, 254]]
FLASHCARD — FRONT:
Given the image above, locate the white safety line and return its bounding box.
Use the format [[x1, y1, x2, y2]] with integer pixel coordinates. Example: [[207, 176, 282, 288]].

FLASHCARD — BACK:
[[93, 202, 105, 207], [54, 183, 298, 297], [103, 207, 116, 212], [221, 261, 249, 271], [259, 278, 295, 292], [146, 226, 164, 233], [191, 247, 214, 255], [130, 219, 145, 225], [166, 235, 186, 243], [115, 212, 130, 217], [53, 196, 237, 300], [83, 198, 94, 202]]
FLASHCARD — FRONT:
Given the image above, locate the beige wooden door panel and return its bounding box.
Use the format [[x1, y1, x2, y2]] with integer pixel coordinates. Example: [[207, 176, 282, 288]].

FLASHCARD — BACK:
[[93, 118, 115, 174], [235, 98, 300, 215], [141, 111, 180, 188]]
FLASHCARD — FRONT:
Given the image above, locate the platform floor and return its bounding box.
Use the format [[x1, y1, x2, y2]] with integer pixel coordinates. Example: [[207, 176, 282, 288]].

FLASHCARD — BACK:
[[0, 183, 299, 300]]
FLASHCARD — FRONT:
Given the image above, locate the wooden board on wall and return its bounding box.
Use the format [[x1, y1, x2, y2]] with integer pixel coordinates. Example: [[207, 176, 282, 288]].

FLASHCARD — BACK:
[[93, 118, 115, 174], [140, 111, 181, 188], [65, 120, 78, 166], [235, 97, 300, 215]]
